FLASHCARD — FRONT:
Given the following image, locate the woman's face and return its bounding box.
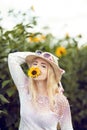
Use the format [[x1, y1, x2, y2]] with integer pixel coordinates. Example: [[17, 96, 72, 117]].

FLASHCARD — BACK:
[[31, 58, 49, 80]]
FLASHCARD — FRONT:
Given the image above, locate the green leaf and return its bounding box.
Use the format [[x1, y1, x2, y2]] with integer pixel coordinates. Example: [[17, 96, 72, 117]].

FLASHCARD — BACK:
[[2, 80, 10, 88], [0, 94, 9, 103], [6, 86, 16, 97], [0, 110, 8, 115]]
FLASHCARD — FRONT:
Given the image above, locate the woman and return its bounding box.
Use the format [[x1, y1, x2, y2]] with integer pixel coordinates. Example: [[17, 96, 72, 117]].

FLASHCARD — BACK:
[[8, 50, 73, 130]]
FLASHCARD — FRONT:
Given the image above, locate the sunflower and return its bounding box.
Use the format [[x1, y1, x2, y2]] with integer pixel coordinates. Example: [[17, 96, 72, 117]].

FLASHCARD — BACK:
[[55, 46, 67, 57], [28, 34, 46, 43], [28, 67, 41, 78]]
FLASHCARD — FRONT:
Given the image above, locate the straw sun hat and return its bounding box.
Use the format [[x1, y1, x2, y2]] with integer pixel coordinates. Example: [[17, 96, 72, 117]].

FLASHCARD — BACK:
[[25, 50, 65, 82]]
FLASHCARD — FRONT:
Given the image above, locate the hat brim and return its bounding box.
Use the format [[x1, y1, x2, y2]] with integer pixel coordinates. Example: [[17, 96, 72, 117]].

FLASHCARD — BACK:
[[25, 54, 64, 82]]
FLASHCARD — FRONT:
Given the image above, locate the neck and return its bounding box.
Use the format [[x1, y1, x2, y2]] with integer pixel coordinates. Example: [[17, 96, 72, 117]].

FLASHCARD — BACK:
[[35, 80, 48, 96]]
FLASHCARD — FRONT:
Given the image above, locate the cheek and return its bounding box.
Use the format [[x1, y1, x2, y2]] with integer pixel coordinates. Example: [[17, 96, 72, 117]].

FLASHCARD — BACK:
[[41, 68, 47, 75], [42, 70, 47, 77], [39, 73, 47, 80]]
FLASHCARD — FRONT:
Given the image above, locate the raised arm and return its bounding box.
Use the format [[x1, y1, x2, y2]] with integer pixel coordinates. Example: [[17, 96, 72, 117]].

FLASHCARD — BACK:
[[8, 52, 33, 90]]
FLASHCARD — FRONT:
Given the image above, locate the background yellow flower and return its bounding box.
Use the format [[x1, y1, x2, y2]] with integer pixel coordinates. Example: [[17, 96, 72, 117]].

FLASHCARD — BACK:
[[29, 37, 40, 43], [30, 5, 35, 12], [55, 46, 67, 57], [28, 34, 46, 43]]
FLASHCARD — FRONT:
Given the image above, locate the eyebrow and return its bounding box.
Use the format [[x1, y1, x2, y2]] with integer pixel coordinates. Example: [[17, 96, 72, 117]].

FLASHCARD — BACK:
[[33, 61, 38, 63], [41, 62, 46, 65]]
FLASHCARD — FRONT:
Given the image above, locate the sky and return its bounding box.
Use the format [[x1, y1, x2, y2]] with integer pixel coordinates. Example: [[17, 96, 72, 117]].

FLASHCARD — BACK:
[[0, 0, 87, 45]]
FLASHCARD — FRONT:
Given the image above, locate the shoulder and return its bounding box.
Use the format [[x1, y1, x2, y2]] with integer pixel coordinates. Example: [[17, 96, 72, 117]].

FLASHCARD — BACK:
[[54, 93, 70, 117], [55, 93, 69, 108]]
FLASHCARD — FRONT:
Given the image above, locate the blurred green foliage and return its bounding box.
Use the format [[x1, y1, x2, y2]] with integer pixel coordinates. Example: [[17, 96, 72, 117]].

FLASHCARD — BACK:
[[0, 9, 87, 130]]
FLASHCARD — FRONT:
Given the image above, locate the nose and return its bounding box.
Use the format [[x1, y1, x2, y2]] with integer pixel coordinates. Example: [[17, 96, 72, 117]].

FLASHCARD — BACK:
[[37, 64, 41, 69]]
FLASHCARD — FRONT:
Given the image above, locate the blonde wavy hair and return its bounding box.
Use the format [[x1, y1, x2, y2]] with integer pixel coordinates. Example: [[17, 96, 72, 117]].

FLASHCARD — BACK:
[[28, 61, 61, 109]]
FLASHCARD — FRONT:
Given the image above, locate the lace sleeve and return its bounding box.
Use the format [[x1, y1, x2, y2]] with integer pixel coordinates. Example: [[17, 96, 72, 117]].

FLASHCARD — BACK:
[[59, 98, 74, 130]]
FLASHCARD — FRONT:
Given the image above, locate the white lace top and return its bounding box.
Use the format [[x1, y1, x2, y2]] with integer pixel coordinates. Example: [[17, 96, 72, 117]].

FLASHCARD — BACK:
[[8, 52, 74, 130]]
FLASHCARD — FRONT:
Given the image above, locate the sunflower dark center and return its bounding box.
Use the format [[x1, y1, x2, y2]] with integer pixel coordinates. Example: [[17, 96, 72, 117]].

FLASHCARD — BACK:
[[32, 70, 37, 75], [60, 50, 63, 54]]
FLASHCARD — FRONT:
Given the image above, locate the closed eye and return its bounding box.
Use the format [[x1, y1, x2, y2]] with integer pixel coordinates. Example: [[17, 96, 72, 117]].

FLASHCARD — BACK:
[[41, 65, 46, 68], [33, 63, 37, 65], [41, 63, 47, 68]]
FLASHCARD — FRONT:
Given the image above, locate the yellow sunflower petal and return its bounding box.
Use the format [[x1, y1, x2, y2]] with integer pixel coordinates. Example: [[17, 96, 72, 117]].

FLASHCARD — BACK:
[[55, 46, 67, 57]]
